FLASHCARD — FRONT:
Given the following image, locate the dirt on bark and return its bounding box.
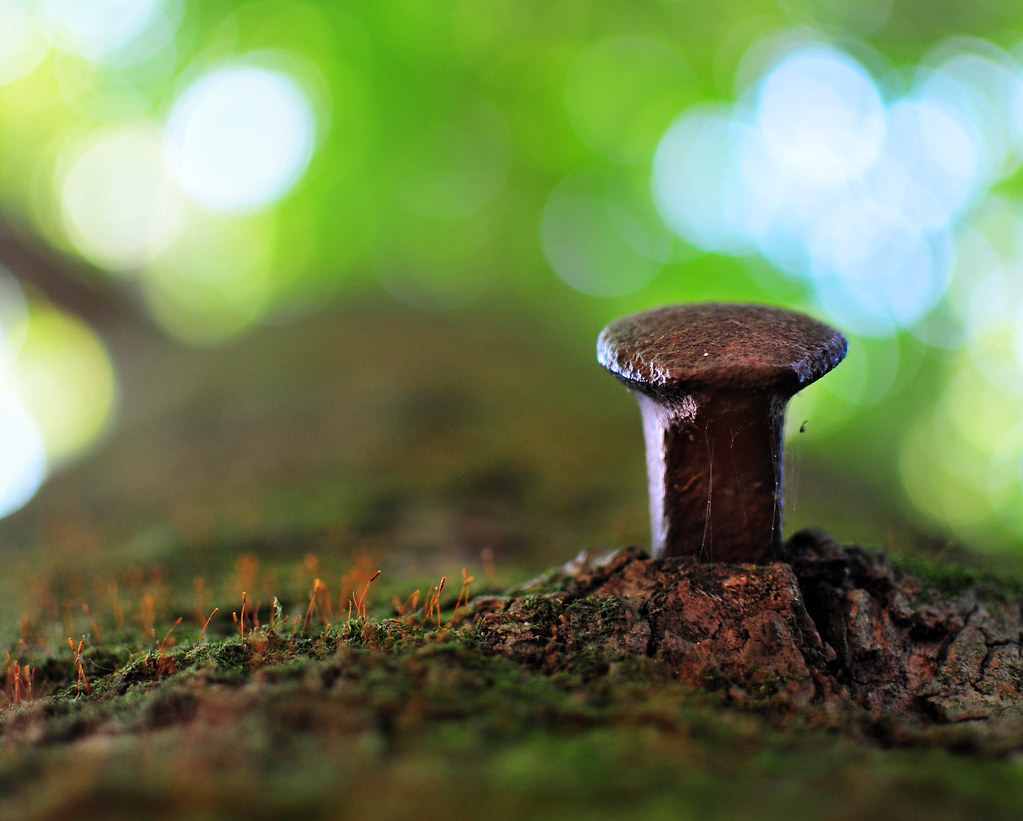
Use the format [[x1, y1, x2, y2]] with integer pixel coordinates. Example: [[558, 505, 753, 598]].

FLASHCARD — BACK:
[[473, 530, 1023, 749]]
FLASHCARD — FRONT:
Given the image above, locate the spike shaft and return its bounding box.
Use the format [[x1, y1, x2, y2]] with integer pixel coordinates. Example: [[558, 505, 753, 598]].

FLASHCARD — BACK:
[[636, 390, 786, 562]]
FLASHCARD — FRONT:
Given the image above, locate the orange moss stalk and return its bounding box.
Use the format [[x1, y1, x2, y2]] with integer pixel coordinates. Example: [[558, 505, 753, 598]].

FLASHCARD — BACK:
[[392, 589, 421, 618], [301, 577, 335, 628], [352, 570, 382, 620], [200, 607, 219, 642], [339, 553, 378, 616], [68, 637, 91, 696], [303, 578, 324, 634], [425, 576, 447, 626], [424, 586, 435, 624], [239, 591, 248, 638], [270, 597, 283, 632], [156, 618, 183, 677], [454, 568, 475, 609], [5, 658, 28, 706], [159, 617, 183, 652]]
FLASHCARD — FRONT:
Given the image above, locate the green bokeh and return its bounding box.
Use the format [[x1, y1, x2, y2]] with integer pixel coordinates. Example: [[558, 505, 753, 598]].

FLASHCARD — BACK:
[[2, 0, 1023, 551]]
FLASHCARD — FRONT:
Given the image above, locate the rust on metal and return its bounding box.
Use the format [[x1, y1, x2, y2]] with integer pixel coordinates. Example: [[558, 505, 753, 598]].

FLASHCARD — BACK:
[[597, 303, 847, 563]]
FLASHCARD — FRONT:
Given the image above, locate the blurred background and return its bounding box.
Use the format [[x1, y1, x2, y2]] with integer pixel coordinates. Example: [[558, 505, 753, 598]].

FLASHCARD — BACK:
[[1, 0, 1023, 560]]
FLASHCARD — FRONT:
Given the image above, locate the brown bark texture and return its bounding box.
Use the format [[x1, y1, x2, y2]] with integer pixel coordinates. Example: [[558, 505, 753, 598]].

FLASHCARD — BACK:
[[474, 530, 1023, 746]]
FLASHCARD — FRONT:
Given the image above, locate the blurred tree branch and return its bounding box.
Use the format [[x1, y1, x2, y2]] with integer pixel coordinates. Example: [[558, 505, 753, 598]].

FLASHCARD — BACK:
[[0, 214, 154, 337]]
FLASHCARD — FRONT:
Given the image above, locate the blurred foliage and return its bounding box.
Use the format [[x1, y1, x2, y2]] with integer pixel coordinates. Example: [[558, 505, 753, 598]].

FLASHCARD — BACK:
[[1, 0, 1023, 551]]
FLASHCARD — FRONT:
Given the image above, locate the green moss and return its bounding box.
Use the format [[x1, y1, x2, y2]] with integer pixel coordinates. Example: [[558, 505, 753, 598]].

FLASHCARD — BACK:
[[5, 629, 1023, 821], [893, 552, 1023, 599]]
